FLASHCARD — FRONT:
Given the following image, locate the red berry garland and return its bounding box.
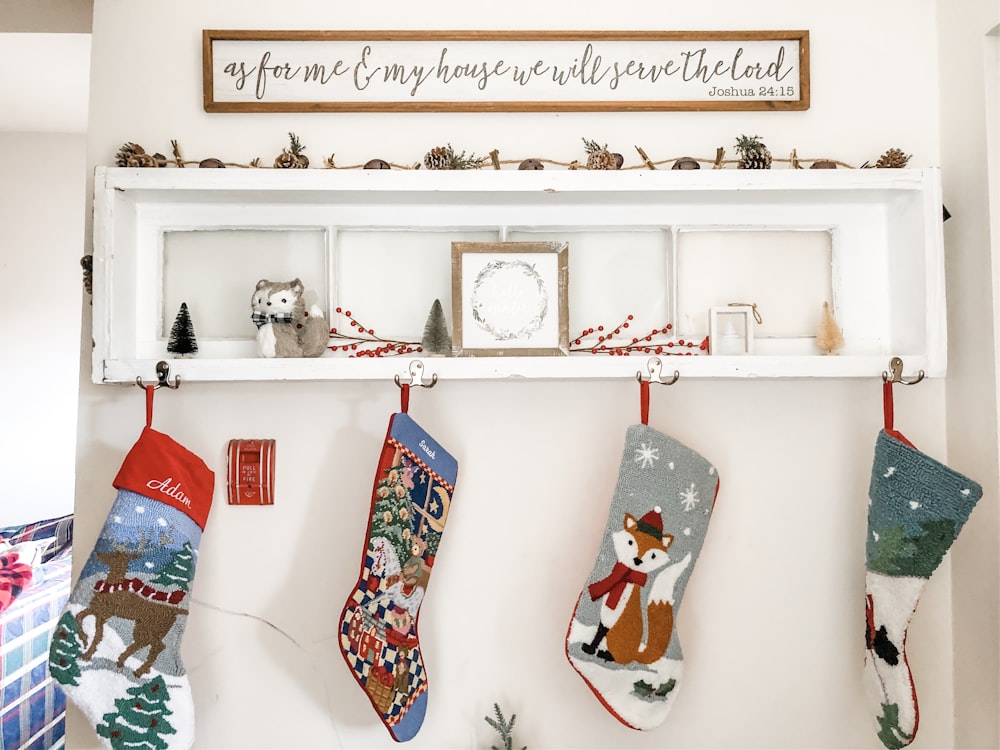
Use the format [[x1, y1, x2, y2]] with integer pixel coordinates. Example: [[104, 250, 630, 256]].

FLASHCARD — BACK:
[[569, 315, 706, 356], [330, 307, 422, 357]]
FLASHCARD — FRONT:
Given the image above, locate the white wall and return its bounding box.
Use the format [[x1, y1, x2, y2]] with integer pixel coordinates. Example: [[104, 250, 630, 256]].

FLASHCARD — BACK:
[[937, 1, 1000, 747], [0, 131, 86, 525], [69, 1, 996, 748]]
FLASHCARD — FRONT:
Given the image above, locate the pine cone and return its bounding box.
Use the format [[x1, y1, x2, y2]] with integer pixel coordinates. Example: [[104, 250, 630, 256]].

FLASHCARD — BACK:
[[273, 151, 309, 169], [80, 255, 93, 295], [274, 132, 309, 168], [127, 153, 159, 168], [583, 138, 620, 170], [116, 142, 148, 167], [735, 135, 773, 170], [875, 148, 911, 169], [422, 144, 484, 170], [423, 146, 452, 170]]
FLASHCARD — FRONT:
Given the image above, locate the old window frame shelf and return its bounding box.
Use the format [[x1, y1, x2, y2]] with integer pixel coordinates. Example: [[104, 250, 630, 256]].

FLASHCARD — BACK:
[[91, 166, 945, 384]]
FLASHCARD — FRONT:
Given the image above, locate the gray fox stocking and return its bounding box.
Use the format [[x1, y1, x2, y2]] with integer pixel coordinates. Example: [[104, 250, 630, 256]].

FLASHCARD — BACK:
[[566, 380, 720, 730]]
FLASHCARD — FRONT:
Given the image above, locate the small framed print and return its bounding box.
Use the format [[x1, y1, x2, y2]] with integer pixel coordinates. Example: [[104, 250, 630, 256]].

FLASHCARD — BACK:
[[451, 241, 569, 356], [710, 305, 755, 355]]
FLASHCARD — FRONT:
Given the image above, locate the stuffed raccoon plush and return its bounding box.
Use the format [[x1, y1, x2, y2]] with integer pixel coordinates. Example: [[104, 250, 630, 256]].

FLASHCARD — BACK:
[[251, 278, 329, 357]]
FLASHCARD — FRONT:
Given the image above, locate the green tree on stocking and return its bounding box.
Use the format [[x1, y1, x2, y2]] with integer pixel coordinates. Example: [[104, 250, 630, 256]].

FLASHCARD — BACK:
[[152, 541, 195, 591], [424, 526, 442, 557], [96, 676, 177, 750], [48, 612, 84, 686], [369, 462, 416, 565]]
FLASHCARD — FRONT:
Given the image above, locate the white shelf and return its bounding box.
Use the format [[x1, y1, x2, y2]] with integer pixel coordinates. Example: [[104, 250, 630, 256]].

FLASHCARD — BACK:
[[108, 353, 933, 385], [91, 166, 946, 383]]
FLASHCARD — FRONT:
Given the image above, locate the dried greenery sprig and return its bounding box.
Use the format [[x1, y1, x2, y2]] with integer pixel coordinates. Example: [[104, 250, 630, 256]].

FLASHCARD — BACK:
[[485, 703, 525, 750]]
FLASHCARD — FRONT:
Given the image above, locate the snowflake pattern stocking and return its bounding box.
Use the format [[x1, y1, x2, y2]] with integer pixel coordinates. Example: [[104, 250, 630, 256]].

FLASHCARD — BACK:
[[566, 405, 719, 731], [49, 390, 214, 750], [864, 424, 981, 749], [338, 404, 458, 742]]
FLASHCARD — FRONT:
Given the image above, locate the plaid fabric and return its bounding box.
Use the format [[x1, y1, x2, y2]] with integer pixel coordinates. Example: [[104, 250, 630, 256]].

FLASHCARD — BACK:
[[0, 555, 32, 615], [250, 311, 294, 328], [0, 517, 73, 564], [0, 517, 72, 750]]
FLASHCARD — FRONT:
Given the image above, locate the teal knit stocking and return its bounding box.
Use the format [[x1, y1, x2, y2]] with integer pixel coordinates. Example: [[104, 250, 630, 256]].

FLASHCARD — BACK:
[[864, 424, 982, 749]]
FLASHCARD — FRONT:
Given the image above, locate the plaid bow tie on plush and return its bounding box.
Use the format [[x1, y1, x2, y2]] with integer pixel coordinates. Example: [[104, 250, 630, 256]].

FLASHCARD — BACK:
[[251, 311, 294, 328]]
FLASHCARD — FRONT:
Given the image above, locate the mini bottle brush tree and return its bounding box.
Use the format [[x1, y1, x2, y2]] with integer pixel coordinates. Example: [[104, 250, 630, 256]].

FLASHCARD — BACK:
[[816, 301, 844, 355], [167, 302, 198, 358], [421, 299, 453, 356]]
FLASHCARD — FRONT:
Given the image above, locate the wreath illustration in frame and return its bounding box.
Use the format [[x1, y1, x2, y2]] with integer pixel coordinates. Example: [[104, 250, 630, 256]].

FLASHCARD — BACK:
[[451, 241, 569, 356]]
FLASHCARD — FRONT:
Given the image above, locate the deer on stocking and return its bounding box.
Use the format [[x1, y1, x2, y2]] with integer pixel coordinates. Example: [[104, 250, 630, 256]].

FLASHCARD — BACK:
[[75, 537, 188, 677]]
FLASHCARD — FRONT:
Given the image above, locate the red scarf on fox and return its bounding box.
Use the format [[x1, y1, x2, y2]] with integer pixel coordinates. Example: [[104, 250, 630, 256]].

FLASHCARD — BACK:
[[588, 562, 647, 608]]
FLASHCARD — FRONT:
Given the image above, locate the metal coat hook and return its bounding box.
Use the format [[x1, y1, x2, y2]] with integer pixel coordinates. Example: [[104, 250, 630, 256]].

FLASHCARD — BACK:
[[394, 359, 438, 389], [636, 356, 680, 386], [882, 356, 924, 385], [135, 360, 180, 390]]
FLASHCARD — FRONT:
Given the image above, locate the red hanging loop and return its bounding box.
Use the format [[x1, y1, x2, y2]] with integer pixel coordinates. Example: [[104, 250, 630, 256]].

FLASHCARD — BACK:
[[882, 380, 894, 432], [640, 379, 650, 425], [145, 385, 154, 427], [400, 383, 410, 414], [882, 378, 916, 447]]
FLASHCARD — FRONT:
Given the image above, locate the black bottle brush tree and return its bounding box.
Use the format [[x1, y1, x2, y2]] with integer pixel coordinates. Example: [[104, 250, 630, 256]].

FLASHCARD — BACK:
[[167, 302, 198, 357]]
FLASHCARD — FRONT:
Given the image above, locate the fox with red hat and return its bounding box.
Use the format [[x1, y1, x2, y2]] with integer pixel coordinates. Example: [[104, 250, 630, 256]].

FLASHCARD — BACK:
[[581, 507, 690, 665]]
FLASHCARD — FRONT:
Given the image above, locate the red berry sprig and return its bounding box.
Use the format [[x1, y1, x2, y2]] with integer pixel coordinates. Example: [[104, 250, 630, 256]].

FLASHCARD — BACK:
[[569, 315, 706, 356], [329, 307, 422, 358]]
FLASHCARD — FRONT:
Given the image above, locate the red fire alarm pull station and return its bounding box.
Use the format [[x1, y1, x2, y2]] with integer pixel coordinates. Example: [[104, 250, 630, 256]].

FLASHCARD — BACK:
[[227, 439, 276, 506]]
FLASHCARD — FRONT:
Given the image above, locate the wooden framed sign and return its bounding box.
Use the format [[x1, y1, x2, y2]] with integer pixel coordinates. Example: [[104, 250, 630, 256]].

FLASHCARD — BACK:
[[452, 241, 569, 357], [203, 30, 809, 112]]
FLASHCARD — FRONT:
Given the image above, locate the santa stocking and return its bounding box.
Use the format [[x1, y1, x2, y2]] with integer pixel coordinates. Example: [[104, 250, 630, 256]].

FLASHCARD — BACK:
[[566, 380, 720, 730], [864, 382, 982, 749], [338, 385, 458, 742], [49, 387, 214, 750]]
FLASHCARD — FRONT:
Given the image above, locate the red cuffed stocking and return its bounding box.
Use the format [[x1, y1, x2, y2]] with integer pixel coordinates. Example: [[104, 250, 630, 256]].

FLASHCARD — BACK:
[[49, 388, 214, 750]]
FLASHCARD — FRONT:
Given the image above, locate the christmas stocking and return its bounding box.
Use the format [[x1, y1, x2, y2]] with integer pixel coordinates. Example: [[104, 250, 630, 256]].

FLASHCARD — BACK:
[[864, 383, 982, 749], [566, 381, 720, 730], [49, 387, 214, 750], [338, 387, 458, 742]]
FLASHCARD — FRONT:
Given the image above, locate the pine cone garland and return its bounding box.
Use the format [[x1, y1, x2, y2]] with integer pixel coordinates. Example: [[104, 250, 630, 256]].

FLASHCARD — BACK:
[[583, 138, 620, 170], [735, 135, 773, 170], [422, 144, 484, 170], [874, 148, 911, 169]]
